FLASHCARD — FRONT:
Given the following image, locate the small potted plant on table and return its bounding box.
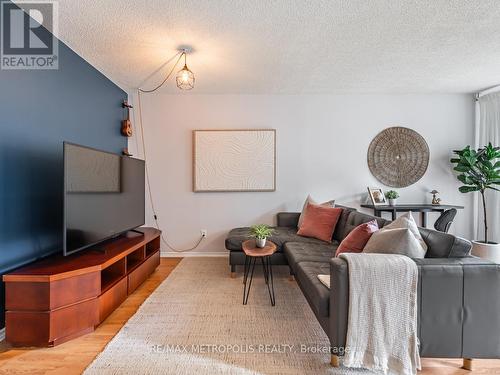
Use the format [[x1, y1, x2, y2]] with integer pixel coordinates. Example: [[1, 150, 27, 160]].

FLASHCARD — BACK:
[[249, 224, 274, 248], [451, 143, 500, 262], [385, 190, 399, 206]]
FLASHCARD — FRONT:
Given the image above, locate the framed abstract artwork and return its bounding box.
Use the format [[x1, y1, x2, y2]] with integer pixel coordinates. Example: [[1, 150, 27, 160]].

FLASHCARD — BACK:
[[193, 129, 276, 192]]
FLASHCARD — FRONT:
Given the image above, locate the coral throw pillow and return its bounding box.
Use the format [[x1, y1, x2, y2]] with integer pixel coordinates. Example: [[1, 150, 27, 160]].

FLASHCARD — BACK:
[[298, 195, 335, 229], [335, 219, 379, 257], [297, 203, 342, 243]]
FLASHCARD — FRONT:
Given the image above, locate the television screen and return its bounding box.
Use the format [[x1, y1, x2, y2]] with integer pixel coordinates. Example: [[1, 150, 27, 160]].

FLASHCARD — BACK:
[[63, 142, 145, 256]]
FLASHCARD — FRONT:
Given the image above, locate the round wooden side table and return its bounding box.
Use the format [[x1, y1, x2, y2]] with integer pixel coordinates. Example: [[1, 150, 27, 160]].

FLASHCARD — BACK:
[[241, 240, 277, 306]]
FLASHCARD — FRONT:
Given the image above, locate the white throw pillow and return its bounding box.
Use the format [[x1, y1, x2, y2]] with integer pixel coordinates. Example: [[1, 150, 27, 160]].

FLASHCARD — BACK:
[[363, 228, 426, 258], [297, 195, 335, 228], [382, 212, 428, 250]]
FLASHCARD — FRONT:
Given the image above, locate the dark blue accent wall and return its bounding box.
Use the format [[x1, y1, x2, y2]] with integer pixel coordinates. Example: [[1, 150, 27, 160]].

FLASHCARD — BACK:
[[0, 3, 127, 328]]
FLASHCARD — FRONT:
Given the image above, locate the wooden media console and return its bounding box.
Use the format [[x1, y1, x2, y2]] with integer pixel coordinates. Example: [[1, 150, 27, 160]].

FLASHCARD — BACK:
[[3, 227, 161, 347]]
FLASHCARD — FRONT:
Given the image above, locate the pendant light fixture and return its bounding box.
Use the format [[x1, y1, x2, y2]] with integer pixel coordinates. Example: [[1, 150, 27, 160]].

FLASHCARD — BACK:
[[176, 50, 195, 90], [139, 47, 195, 93]]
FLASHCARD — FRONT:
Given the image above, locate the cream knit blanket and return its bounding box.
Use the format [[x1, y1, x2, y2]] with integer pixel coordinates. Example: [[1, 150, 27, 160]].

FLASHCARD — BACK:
[[339, 253, 420, 375]]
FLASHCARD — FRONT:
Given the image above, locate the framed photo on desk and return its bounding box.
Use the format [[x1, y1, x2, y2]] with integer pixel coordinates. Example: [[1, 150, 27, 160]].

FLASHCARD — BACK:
[[368, 187, 387, 206]]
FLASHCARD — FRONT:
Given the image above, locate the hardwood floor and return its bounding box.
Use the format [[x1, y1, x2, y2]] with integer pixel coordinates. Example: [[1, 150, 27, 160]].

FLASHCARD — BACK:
[[0, 257, 498, 374]]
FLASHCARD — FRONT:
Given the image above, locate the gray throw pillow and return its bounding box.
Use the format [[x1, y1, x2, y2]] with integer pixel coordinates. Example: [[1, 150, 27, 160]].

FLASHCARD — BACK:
[[363, 228, 426, 258], [382, 212, 428, 250]]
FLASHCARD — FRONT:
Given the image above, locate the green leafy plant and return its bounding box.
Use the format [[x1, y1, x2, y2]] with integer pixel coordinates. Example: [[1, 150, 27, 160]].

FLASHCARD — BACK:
[[249, 224, 274, 240], [451, 143, 500, 243], [385, 190, 400, 199]]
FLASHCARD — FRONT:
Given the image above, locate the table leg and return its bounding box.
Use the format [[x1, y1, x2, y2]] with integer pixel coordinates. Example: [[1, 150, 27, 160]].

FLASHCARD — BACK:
[[243, 257, 256, 305], [243, 255, 250, 284], [391, 209, 396, 221], [421, 212, 428, 228], [374, 209, 382, 218], [261, 257, 269, 285], [266, 256, 276, 306]]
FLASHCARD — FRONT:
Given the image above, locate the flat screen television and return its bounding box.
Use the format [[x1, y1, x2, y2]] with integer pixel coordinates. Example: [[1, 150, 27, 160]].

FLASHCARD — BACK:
[[63, 142, 145, 256]]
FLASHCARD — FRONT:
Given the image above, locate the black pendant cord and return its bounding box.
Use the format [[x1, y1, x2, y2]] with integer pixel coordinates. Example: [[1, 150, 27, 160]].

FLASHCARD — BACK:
[[136, 90, 205, 252], [138, 51, 184, 93]]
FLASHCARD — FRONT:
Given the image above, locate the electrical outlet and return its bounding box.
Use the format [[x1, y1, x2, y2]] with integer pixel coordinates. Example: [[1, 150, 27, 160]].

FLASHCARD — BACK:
[[201, 229, 207, 237]]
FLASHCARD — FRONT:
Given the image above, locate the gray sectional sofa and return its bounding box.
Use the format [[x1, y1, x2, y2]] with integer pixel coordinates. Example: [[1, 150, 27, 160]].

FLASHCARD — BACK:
[[225, 206, 500, 368]]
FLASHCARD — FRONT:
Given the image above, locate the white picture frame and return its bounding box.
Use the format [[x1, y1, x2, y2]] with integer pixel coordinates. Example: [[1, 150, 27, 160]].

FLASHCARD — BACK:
[[367, 187, 387, 206]]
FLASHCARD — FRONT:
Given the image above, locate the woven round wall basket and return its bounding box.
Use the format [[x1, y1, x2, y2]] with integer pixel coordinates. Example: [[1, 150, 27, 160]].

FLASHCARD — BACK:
[[367, 127, 429, 188]]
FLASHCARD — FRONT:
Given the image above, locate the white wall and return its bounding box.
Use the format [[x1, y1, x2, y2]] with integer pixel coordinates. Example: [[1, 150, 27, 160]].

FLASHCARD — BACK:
[[129, 94, 474, 255]]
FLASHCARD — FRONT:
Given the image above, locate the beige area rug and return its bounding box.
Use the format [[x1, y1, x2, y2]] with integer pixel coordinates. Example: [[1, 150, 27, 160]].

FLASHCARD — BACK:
[[84, 258, 372, 375]]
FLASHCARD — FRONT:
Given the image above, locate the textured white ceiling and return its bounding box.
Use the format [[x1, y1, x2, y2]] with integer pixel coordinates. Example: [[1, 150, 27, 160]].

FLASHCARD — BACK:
[[20, 0, 500, 93]]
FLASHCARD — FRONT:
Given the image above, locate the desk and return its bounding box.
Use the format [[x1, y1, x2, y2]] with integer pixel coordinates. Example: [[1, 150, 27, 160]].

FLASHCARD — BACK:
[[360, 204, 464, 228]]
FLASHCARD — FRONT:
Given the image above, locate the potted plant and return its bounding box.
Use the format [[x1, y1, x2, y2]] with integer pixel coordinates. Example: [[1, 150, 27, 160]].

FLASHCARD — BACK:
[[385, 190, 399, 206], [451, 143, 500, 262], [249, 224, 274, 248]]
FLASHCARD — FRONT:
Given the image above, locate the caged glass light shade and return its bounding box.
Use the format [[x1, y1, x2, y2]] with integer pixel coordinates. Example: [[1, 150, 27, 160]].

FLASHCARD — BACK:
[[176, 64, 195, 90]]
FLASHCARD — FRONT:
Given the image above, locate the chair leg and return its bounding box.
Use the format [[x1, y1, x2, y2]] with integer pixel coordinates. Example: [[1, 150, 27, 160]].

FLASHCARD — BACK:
[[331, 354, 339, 367], [288, 267, 294, 281], [462, 358, 473, 371]]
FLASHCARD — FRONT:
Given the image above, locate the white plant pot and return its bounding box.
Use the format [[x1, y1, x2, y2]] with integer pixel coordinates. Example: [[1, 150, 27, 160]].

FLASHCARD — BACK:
[[255, 238, 266, 248], [388, 199, 397, 206], [472, 240, 500, 263]]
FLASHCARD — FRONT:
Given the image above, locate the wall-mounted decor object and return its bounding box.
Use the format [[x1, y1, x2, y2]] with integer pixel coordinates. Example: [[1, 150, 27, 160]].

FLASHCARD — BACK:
[[367, 126, 429, 188], [193, 129, 276, 192], [121, 100, 133, 137]]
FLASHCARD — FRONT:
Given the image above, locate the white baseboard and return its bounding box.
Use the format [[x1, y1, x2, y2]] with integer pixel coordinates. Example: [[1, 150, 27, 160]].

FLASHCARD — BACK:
[[0, 328, 5, 342], [161, 251, 228, 258]]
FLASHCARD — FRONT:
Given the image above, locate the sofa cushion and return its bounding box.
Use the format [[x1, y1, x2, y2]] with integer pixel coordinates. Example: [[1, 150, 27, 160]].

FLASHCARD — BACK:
[[332, 206, 357, 242], [295, 261, 331, 318], [277, 212, 301, 228], [284, 241, 338, 273], [419, 228, 472, 258], [337, 210, 390, 241], [225, 227, 331, 252]]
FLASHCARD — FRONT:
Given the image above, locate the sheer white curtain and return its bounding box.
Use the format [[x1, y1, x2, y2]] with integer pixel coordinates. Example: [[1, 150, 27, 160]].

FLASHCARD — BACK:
[[475, 91, 500, 243]]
